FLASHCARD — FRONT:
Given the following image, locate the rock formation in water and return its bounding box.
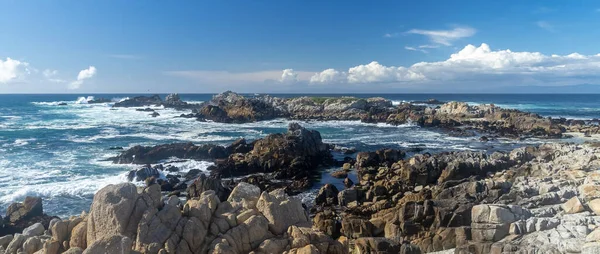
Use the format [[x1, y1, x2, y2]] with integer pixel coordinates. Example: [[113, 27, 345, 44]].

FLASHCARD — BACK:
[[188, 91, 572, 138], [113, 93, 196, 110]]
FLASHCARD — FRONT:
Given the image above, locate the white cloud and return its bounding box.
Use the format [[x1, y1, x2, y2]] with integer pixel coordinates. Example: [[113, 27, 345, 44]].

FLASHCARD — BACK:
[[406, 26, 476, 46], [405, 46, 429, 54], [383, 33, 399, 38], [536, 21, 556, 32], [0, 58, 29, 83], [69, 66, 97, 89], [309, 43, 600, 86], [309, 69, 346, 84], [280, 69, 298, 83]]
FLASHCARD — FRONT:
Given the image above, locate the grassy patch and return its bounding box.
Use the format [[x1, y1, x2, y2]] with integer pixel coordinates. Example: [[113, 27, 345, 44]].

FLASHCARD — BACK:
[[309, 97, 358, 104]]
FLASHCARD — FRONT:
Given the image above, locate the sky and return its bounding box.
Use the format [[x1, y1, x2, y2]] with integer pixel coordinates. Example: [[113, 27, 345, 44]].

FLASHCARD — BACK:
[[2, 0, 600, 93]]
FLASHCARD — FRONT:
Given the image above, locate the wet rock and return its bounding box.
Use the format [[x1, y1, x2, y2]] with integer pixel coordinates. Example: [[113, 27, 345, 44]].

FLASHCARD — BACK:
[[127, 166, 160, 182], [112, 142, 228, 164], [113, 95, 162, 107], [6, 196, 43, 224]]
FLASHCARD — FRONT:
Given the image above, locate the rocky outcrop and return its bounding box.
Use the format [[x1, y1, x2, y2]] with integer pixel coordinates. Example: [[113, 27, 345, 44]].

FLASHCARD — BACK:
[[113, 93, 197, 110], [190, 91, 575, 138], [112, 142, 228, 164], [0, 181, 357, 254], [212, 123, 333, 193], [307, 143, 600, 253], [113, 94, 163, 107]]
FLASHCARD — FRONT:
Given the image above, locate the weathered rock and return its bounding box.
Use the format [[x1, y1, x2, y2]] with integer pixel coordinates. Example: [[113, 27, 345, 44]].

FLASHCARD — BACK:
[[315, 184, 339, 207], [353, 237, 400, 253], [227, 182, 261, 209], [82, 235, 133, 254], [256, 189, 309, 235], [589, 199, 600, 216], [86, 183, 142, 246], [5, 196, 43, 224], [563, 196, 585, 214], [70, 221, 87, 249], [22, 236, 43, 254], [22, 223, 44, 237]]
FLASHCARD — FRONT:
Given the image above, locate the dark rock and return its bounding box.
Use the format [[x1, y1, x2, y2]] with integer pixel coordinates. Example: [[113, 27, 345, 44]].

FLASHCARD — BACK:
[[57, 102, 68, 106], [113, 95, 162, 107], [150, 112, 160, 117], [112, 142, 228, 164], [184, 169, 202, 181], [213, 123, 332, 186], [164, 165, 180, 172], [315, 184, 339, 207], [225, 138, 252, 154], [135, 108, 155, 112], [344, 177, 354, 188], [479, 136, 489, 142], [127, 166, 160, 182], [6, 197, 43, 224], [2, 197, 55, 237], [88, 98, 112, 104], [187, 174, 229, 201]]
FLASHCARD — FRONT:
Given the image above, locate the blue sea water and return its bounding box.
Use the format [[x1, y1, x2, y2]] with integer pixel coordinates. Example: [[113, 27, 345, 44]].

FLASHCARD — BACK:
[[0, 93, 598, 218]]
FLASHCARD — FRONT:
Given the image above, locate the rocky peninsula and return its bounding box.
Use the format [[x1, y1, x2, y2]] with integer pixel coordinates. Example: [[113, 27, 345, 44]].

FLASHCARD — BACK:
[[115, 91, 595, 138]]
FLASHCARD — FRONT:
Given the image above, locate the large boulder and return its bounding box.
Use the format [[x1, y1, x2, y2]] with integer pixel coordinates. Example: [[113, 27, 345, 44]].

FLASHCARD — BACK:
[[86, 183, 144, 246], [257, 189, 309, 235], [227, 182, 261, 209], [22, 222, 44, 237], [5, 196, 43, 224]]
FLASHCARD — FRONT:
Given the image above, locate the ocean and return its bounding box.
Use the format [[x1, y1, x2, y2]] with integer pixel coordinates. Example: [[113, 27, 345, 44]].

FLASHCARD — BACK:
[[0, 93, 598, 218]]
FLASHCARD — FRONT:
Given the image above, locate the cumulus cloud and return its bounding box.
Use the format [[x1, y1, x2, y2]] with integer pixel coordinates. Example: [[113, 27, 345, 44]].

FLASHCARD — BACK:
[[406, 26, 476, 46], [309, 43, 600, 86], [69, 66, 97, 89], [280, 69, 298, 83], [0, 58, 29, 83]]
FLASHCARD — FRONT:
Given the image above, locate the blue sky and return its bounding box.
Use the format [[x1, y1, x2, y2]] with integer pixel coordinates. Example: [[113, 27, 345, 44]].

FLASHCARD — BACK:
[[2, 0, 600, 93]]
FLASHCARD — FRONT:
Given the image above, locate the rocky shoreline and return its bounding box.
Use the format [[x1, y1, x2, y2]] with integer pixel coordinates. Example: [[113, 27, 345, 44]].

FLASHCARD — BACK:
[[3, 127, 600, 253], [112, 91, 600, 139], [3, 92, 600, 253]]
